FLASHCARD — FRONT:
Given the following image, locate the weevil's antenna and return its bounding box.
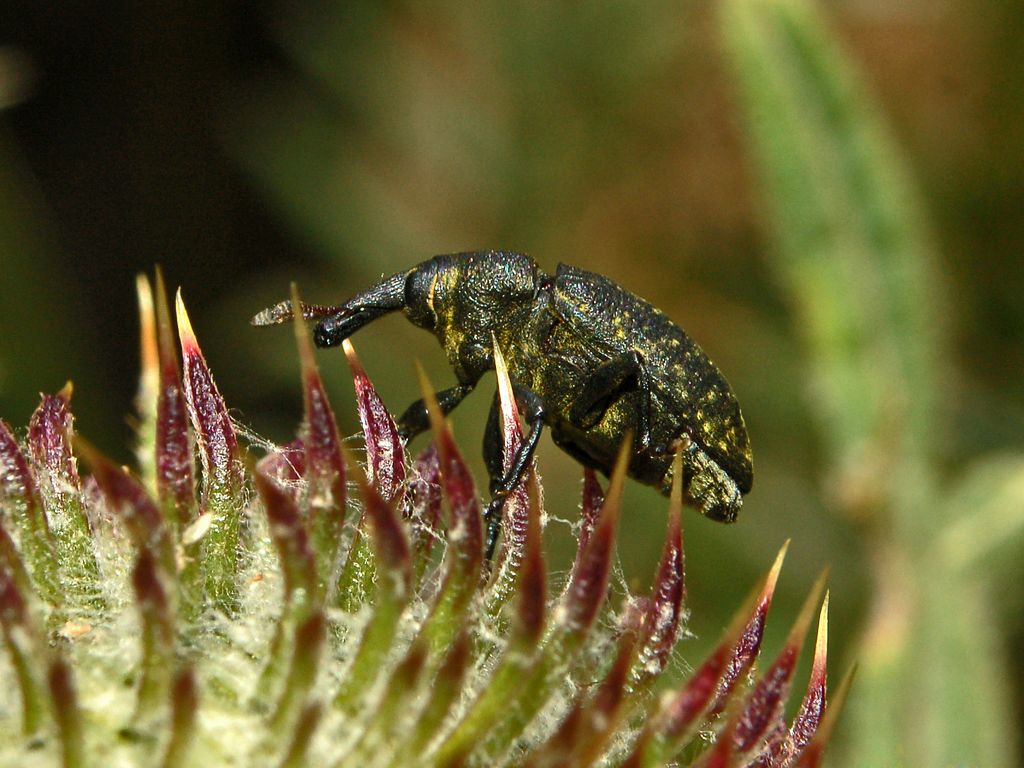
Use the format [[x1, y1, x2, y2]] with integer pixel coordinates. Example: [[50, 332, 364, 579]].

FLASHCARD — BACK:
[[251, 270, 410, 332], [250, 300, 345, 327]]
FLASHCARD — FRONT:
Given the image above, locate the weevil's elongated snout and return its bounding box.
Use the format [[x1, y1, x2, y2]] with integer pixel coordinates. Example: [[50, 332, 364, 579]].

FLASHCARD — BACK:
[[312, 307, 404, 348]]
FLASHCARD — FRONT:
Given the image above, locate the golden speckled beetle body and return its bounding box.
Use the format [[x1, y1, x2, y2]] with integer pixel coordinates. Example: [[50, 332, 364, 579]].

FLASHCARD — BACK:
[[254, 251, 753, 554]]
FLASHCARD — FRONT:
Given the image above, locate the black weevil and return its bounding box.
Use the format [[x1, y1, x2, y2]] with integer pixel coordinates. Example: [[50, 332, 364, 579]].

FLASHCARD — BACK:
[[253, 251, 753, 555]]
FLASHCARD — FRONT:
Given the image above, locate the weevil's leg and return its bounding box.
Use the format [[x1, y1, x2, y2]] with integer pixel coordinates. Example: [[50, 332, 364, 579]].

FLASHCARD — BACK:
[[482, 393, 503, 494], [312, 271, 409, 348], [395, 382, 477, 442], [484, 385, 545, 559], [568, 350, 652, 452]]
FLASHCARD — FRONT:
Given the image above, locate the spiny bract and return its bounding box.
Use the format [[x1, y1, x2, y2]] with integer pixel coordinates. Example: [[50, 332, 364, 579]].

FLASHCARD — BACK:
[[0, 274, 847, 767]]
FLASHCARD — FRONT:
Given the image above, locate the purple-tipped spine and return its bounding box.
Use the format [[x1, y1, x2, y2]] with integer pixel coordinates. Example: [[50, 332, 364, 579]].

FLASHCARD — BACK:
[[0, 420, 58, 602], [176, 291, 243, 613], [154, 270, 195, 528], [28, 388, 100, 608], [344, 340, 406, 505]]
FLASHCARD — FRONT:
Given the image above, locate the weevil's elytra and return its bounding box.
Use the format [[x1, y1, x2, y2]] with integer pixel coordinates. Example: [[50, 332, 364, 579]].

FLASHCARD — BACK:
[[253, 251, 753, 555]]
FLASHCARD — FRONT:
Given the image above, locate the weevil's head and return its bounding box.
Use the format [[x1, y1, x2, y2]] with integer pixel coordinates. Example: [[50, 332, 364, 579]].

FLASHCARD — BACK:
[[406, 251, 539, 327], [405, 251, 540, 374]]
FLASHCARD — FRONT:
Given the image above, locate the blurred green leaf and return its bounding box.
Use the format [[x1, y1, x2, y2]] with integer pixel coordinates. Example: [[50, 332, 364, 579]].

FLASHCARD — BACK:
[[721, 0, 1019, 765], [910, 566, 1016, 767], [721, 0, 941, 524], [937, 454, 1024, 572], [224, 2, 688, 279]]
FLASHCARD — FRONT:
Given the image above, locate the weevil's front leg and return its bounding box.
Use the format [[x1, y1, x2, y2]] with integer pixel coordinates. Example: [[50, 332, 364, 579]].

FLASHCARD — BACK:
[[396, 382, 477, 442], [482, 392, 504, 494], [568, 350, 652, 452], [484, 384, 545, 559]]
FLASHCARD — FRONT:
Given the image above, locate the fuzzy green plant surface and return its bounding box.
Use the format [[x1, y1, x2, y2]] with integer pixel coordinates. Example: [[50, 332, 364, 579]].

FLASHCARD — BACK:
[[721, 0, 1024, 766], [0, 273, 844, 767]]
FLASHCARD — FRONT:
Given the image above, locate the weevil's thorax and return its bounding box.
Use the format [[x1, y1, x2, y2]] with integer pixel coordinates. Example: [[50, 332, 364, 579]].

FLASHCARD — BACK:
[[404, 251, 541, 381]]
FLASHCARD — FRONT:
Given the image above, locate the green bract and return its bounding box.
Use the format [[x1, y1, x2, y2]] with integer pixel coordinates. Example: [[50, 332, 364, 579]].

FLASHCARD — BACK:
[[0, 275, 841, 767]]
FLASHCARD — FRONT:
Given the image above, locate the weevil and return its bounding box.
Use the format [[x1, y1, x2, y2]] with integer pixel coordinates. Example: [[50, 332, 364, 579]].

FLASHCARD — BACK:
[[253, 251, 752, 555]]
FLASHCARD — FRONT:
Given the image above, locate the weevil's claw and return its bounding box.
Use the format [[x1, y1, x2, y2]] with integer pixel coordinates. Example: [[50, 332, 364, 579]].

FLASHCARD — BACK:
[[251, 300, 348, 327]]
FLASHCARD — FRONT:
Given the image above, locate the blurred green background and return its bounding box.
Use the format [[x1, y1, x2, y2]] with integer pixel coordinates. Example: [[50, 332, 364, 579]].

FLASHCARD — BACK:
[[1, 1, 1022, 764]]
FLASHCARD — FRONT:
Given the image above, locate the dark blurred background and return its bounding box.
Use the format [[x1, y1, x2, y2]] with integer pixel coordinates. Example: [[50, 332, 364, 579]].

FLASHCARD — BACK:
[[1, 1, 1022, 763]]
